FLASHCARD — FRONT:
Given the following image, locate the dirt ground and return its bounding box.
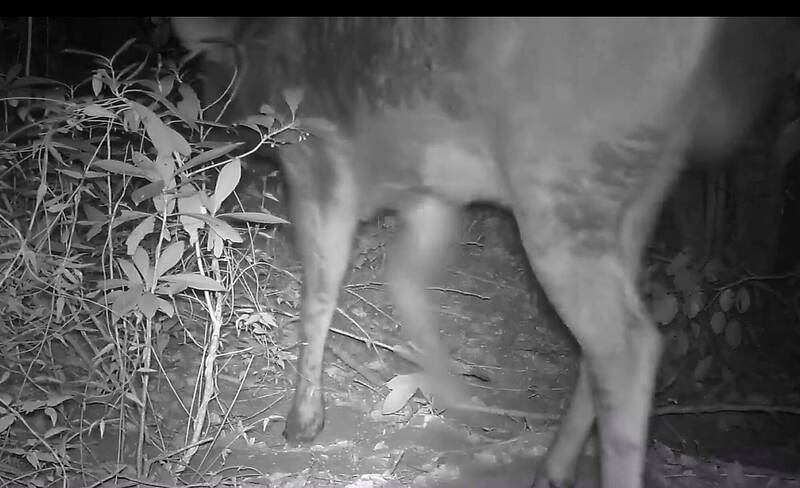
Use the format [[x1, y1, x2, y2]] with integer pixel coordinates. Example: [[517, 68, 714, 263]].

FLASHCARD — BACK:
[[64, 191, 800, 488]]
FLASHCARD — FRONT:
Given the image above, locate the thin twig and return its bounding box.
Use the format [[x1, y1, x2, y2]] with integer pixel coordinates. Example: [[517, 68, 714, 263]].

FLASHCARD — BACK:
[[654, 403, 800, 416], [345, 288, 401, 327], [327, 340, 386, 388], [333, 307, 379, 355], [329, 326, 396, 355], [427, 286, 490, 300], [178, 240, 225, 473], [0, 402, 68, 481], [86, 465, 125, 488], [452, 402, 561, 421], [718, 271, 799, 290], [384, 449, 406, 477], [196, 355, 255, 472]]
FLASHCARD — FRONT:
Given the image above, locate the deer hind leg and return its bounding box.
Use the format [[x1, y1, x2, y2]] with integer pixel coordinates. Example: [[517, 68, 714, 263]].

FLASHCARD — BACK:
[[387, 195, 470, 406], [527, 241, 662, 488], [532, 359, 595, 488], [509, 147, 679, 488]]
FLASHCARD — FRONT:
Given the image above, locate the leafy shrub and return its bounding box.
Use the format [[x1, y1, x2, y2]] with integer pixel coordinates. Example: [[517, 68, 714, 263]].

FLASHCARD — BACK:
[[0, 38, 300, 484]]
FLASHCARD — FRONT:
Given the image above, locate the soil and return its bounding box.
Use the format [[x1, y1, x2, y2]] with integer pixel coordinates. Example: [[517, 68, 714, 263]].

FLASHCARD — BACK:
[[41, 189, 800, 488]]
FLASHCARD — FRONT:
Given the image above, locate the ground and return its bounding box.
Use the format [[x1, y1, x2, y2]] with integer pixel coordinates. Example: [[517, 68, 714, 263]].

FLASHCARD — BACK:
[[46, 191, 800, 488]]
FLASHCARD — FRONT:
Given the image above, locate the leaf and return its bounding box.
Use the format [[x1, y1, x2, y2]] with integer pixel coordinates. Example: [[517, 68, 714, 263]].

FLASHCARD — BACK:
[[55, 296, 65, 321], [44, 426, 69, 439], [129, 101, 191, 157], [44, 407, 57, 426], [719, 288, 735, 312], [46, 201, 72, 214], [199, 190, 214, 212], [56, 168, 85, 179], [176, 84, 200, 121], [156, 297, 175, 317], [45, 394, 72, 407], [92, 74, 102, 96], [123, 107, 141, 131], [703, 257, 722, 282], [666, 251, 691, 276], [683, 290, 704, 319], [181, 213, 243, 243], [651, 293, 678, 325], [256, 311, 278, 328], [218, 211, 290, 225], [20, 400, 46, 413], [710, 311, 726, 335], [177, 142, 243, 176], [237, 122, 261, 134], [84, 104, 116, 119], [157, 331, 171, 355], [0, 414, 14, 433], [35, 182, 47, 208], [383, 374, 421, 414], [210, 218, 243, 243], [82, 203, 105, 222], [132, 152, 163, 181], [25, 451, 40, 470], [178, 194, 205, 245], [153, 187, 175, 215], [673, 268, 700, 294], [725, 320, 742, 349], [138, 89, 192, 130], [283, 87, 304, 115], [159, 75, 175, 97], [213, 158, 242, 212], [117, 259, 143, 285], [154, 153, 177, 182], [111, 37, 137, 62], [125, 391, 144, 407], [210, 232, 224, 258], [138, 292, 159, 320], [126, 216, 155, 255], [5, 64, 21, 82], [735, 288, 751, 313], [131, 180, 165, 206], [112, 285, 143, 319], [159, 273, 225, 292], [649, 282, 667, 299], [155, 281, 188, 296], [243, 114, 275, 128], [133, 247, 153, 285], [693, 356, 713, 382], [92, 159, 149, 178], [10, 75, 61, 90], [92, 343, 115, 365], [155, 241, 185, 279], [115, 210, 153, 226]]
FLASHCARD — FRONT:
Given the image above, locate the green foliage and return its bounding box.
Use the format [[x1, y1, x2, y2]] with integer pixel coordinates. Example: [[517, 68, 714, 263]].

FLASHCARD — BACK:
[[644, 250, 756, 397], [0, 38, 299, 484]]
